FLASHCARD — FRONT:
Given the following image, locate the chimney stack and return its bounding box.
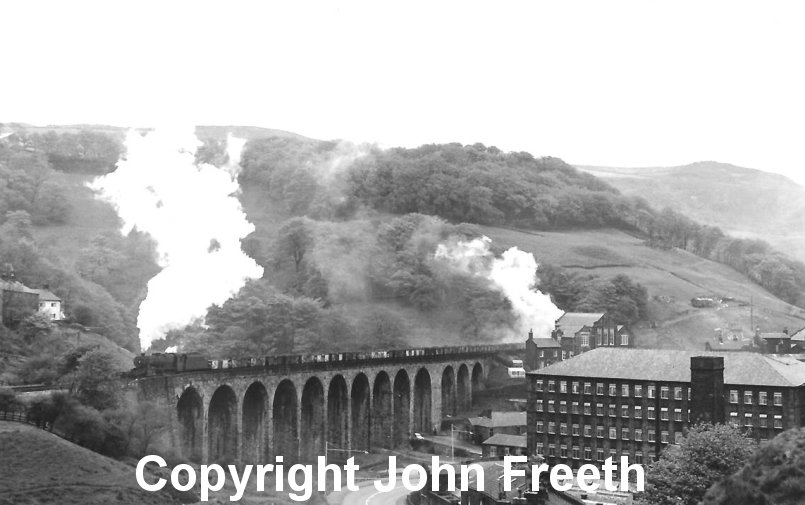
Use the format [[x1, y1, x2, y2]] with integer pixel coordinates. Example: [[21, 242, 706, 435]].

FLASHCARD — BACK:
[[690, 356, 725, 425]]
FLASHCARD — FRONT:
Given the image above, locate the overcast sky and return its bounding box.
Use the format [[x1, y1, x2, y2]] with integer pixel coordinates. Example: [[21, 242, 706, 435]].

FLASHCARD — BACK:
[[2, 1, 804, 183]]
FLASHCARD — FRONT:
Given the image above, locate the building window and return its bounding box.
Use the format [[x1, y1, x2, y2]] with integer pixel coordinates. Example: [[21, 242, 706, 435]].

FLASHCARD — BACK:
[[609, 333, 615, 346], [675, 387, 683, 400], [572, 446, 580, 459], [774, 392, 782, 406], [584, 425, 592, 437], [729, 412, 738, 426], [609, 384, 617, 396], [661, 408, 669, 421], [539, 350, 545, 358], [759, 392, 768, 405], [572, 382, 580, 394], [584, 447, 592, 460], [635, 385, 643, 397], [536, 400, 543, 412], [560, 381, 567, 393], [580, 334, 589, 347], [730, 390, 738, 403], [744, 391, 753, 405], [648, 407, 656, 419], [548, 444, 556, 457], [560, 423, 568, 435], [774, 416, 783, 429], [622, 384, 630, 397], [584, 402, 591, 415], [548, 400, 555, 413], [674, 409, 682, 422], [548, 381, 555, 392], [572, 402, 580, 414], [635, 406, 642, 418], [560, 401, 567, 413], [609, 427, 617, 439], [535, 380, 544, 391], [609, 405, 617, 417], [572, 424, 580, 436], [596, 426, 604, 438], [647, 385, 656, 399], [622, 405, 629, 417], [548, 422, 556, 434], [596, 333, 603, 346], [635, 451, 643, 464], [635, 429, 642, 441], [660, 386, 669, 399], [584, 382, 592, 394], [536, 421, 544, 433], [622, 428, 630, 440], [621, 334, 629, 346], [648, 430, 656, 442], [560, 445, 568, 458], [597, 403, 604, 416], [759, 414, 768, 428], [661, 431, 669, 443], [744, 413, 753, 427], [597, 448, 605, 461], [536, 443, 544, 455]]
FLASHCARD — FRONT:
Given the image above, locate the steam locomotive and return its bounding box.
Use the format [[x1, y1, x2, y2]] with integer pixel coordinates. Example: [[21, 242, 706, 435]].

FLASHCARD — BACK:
[[130, 342, 523, 377]]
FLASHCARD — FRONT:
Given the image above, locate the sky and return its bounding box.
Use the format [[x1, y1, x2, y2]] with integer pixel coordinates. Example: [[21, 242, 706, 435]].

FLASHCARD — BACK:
[[2, 0, 804, 183]]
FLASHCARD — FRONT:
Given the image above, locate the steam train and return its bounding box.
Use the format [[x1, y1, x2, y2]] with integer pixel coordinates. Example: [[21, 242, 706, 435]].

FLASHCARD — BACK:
[[129, 342, 523, 377]]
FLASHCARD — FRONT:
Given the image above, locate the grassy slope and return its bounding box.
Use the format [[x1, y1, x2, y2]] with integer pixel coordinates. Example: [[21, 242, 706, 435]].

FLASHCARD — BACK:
[[0, 422, 179, 505], [479, 226, 805, 350], [579, 162, 805, 262]]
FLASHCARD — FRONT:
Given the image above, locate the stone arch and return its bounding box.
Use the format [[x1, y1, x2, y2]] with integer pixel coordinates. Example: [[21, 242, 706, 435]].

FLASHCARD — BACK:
[[273, 379, 298, 460], [457, 364, 470, 413], [208, 385, 238, 463], [441, 366, 456, 418], [413, 368, 432, 434], [327, 375, 349, 452], [372, 371, 393, 449], [301, 377, 325, 462], [392, 369, 411, 447], [471, 362, 484, 405], [176, 386, 203, 462], [242, 381, 269, 464], [351, 373, 371, 452]]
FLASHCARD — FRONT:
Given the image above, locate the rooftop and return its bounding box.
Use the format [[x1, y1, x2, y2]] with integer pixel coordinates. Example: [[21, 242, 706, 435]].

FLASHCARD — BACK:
[[29, 289, 61, 302], [482, 433, 527, 448], [530, 337, 562, 348], [468, 411, 526, 428], [555, 312, 605, 337], [528, 347, 805, 387], [761, 332, 791, 340]]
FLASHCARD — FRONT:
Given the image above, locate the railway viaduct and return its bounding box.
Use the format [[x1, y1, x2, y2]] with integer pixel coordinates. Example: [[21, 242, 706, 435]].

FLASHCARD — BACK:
[[135, 346, 518, 464]]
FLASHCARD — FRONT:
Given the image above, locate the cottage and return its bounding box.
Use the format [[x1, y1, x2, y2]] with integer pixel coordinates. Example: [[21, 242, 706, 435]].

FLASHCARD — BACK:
[[30, 288, 63, 320], [482, 433, 527, 458]]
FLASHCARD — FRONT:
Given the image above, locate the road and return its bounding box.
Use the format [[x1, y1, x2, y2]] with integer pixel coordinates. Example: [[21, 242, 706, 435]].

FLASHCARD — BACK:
[[339, 479, 409, 505]]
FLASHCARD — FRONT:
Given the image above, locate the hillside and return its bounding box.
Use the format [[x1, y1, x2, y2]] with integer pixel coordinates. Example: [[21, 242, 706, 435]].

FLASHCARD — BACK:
[[579, 162, 805, 262], [0, 422, 181, 505], [480, 226, 805, 350]]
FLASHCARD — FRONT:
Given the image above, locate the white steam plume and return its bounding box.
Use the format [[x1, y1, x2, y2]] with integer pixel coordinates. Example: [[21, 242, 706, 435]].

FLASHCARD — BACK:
[[90, 127, 263, 350], [435, 236, 562, 341]]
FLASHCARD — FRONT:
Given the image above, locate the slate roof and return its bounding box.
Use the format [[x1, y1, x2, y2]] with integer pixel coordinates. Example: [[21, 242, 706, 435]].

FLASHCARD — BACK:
[[528, 347, 805, 387], [29, 288, 61, 302], [0, 280, 38, 295], [468, 411, 526, 428], [555, 312, 605, 337], [482, 433, 527, 448], [531, 338, 562, 348]]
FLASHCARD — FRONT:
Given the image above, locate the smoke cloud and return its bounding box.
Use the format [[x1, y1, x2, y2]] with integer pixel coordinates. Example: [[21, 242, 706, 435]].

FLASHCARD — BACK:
[[90, 127, 263, 350], [435, 236, 562, 340]]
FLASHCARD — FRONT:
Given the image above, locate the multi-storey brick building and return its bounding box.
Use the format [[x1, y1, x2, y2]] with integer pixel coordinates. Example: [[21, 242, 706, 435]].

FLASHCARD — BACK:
[[526, 348, 805, 470]]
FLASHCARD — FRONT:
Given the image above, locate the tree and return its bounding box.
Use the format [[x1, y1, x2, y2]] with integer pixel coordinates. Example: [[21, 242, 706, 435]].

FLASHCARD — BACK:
[[74, 350, 123, 410], [637, 423, 756, 505], [703, 428, 805, 505], [275, 217, 315, 272]]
